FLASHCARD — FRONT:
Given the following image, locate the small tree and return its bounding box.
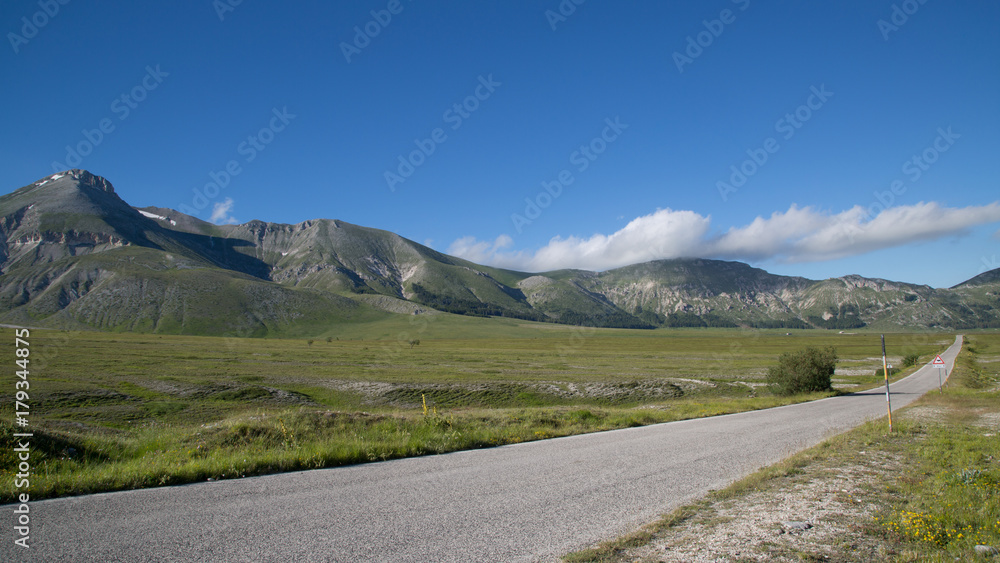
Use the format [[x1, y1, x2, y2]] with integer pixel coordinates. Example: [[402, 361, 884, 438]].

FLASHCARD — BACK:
[[409, 339, 420, 349], [767, 346, 837, 395]]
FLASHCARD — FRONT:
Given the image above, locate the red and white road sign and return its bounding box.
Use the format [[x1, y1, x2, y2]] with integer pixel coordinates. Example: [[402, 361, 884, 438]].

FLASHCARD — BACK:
[[932, 355, 946, 366]]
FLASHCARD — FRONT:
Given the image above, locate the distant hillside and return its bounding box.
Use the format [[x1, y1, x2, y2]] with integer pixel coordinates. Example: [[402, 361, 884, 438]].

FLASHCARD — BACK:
[[1, 170, 997, 335]]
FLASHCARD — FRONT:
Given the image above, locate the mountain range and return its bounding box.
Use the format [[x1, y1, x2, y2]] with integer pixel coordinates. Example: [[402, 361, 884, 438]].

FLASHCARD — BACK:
[[1, 170, 997, 336]]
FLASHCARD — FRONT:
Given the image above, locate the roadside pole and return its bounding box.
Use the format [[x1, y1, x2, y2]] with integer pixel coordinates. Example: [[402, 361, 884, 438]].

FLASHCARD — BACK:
[[881, 334, 893, 432], [932, 354, 947, 393]]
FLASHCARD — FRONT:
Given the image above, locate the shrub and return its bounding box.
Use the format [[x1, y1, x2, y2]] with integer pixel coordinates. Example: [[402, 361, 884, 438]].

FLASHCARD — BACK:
[[767, 346, 837, 396], [902, 353, 920, 367]]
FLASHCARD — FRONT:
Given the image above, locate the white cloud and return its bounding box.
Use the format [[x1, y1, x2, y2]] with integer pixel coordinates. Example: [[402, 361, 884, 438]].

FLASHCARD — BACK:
[[449, 208, 711, 271], [448, 202, 1000, 272], [774, 202, 1000, 262], [449, 234, 521, 266], [526, 209, 710, 271], [210, 198, 239, 225]]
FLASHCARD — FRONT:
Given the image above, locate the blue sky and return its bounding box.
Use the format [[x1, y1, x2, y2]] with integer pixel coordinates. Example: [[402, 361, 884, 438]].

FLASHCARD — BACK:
[[2, 0, 998, 288]]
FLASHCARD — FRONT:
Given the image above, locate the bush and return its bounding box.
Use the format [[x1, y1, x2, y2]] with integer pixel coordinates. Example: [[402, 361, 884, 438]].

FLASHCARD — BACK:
[[901, 353, 920, 367], [767, 346, 837, 396]]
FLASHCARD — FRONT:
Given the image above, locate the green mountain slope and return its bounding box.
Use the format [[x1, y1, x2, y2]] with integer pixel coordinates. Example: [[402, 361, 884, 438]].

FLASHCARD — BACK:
[[0, 172, 380, 334], [0, 170, 996, 335]]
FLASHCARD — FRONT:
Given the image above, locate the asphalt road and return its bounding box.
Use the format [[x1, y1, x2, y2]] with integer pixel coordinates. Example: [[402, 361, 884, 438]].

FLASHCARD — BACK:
[[5, 336, 961, 562]]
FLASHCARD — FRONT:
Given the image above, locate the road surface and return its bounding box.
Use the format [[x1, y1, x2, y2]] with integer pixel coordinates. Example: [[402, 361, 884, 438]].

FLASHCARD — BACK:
[[4, 336, 961, 562]]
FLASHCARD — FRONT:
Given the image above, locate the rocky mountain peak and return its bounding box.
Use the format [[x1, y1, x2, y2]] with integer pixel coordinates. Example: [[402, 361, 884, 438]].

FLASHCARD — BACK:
[[66, 169, 116, 193], [30, 169, 117, 194]]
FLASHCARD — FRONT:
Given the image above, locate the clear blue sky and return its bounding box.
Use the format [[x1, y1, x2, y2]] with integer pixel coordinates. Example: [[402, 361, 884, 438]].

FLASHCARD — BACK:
[[2, 1, 998, 287]]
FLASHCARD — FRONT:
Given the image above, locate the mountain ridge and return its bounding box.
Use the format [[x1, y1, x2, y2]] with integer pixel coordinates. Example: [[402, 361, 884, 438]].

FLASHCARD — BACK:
[[1, 170, 997, 335]]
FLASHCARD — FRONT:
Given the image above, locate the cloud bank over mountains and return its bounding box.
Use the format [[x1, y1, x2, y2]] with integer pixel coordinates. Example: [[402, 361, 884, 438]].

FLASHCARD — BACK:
[[449, 202, 1000, 272]]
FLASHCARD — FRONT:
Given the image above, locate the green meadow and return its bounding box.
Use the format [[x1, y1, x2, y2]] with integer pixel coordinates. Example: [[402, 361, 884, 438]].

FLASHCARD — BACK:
[[0, 314, 954, 502]]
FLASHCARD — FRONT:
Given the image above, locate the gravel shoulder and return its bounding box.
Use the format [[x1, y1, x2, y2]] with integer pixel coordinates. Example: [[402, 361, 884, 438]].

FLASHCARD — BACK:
[[613, 427, 906, 562]]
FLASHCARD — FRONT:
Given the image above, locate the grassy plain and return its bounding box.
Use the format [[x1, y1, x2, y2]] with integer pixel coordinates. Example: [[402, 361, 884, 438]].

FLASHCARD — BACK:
[[564, 333, 999, 562], [0, 315, 954, 502]]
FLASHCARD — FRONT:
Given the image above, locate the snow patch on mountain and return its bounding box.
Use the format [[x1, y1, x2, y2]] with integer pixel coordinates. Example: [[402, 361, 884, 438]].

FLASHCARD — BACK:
[[138, 209, 178, 226]]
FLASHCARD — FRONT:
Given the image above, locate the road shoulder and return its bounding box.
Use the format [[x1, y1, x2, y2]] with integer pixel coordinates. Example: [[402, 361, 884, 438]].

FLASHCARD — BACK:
[[563, 335, 1000, 563]]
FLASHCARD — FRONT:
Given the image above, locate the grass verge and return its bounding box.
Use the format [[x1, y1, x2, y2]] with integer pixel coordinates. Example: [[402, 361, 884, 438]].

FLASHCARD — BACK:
[[0, 393, 836, 502]]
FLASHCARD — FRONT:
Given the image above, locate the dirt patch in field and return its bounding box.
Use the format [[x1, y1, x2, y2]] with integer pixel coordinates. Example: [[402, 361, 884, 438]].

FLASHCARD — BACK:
[[138, 380, 317, 406], [898, 405, 947, 425], [974, 411, 1000, 430], [312, 378, 688, 407]]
